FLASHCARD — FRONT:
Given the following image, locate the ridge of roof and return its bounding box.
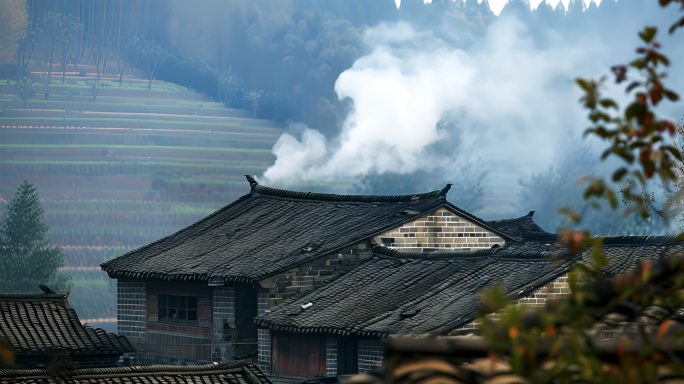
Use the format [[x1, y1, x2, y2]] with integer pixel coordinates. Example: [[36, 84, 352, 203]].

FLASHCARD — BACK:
[[249, 176, 452, 203], [522, 231, 683, 246], [371, 245, 566, 260], [0, 291, 69, 300], [0, 360, 271, 383], [486, 211, 536, 225]]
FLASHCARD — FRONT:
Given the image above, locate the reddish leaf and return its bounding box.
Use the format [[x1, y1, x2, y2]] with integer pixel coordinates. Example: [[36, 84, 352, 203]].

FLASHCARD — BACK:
[[611, 65, 627, 83], [637, 93, 647, 106], [658, 319, 672, 339], [560, 229, 585, 254]]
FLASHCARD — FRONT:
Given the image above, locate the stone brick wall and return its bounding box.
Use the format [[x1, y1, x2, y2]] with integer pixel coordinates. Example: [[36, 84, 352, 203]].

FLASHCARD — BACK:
[[117, 280, 146, 351], [455, 274, 571, 330], [374, 207, 505, 251], [358, 340, 383, 373], [258, 241, 374, 311]]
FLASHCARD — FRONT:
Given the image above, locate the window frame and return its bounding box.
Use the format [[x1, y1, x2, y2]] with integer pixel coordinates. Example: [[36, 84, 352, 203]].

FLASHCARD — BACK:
[[157, 294, 199, 326]]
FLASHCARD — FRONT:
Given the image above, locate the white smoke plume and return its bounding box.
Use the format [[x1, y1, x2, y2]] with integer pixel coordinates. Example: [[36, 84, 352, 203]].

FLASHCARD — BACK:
[[261, 16, 602, 187]]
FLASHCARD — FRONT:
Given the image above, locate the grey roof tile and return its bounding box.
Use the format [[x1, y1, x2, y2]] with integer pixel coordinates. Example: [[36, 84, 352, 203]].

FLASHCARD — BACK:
[[258, 238, 684, 336], [101, 179, 514, 282], [0, 292, 134, 356], [0, 359, 271, 384], [256, 246, 576, 336]]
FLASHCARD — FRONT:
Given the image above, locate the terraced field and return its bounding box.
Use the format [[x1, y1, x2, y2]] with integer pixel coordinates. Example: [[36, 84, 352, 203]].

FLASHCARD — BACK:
[[0, 63, 287, 322]]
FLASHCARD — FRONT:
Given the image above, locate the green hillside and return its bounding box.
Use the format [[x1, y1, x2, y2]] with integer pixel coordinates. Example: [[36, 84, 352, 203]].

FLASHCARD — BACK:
[[0, 63, 287, 322]]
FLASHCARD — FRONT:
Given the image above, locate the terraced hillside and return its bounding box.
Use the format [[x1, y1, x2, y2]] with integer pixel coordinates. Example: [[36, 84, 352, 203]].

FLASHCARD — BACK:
[[0, 63, 285, 326]]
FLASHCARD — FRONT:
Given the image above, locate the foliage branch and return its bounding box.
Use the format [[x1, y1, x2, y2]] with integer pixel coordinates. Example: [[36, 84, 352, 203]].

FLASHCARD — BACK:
[[472, 2, 684, 382]]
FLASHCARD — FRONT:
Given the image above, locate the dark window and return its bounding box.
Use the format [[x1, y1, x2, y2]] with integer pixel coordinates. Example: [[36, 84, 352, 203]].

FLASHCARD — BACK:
[[157, 294, 201, 325]]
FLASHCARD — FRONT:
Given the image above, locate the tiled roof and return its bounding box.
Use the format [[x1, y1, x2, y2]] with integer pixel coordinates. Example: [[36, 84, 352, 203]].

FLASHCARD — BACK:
[[0, 359, 272, 384], [0, 292, 134, 356], [255, 246, 575, 336], [506, 233, 684, 276], [343, 256, 684, 384], [101, 177, 515, 283], [257, 235, 684, 336], [485, 211, 546, 238]]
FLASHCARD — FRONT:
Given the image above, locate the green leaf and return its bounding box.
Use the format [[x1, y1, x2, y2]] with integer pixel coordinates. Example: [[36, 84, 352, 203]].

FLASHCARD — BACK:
[[672, 233, 684, 243], [625, 81, 641, 93], [629, 141, 646, 150], [663, 145, 683, 162], [630, 58, 647, 70], [625, 102, 644, 122], [663, 89, 679, 101], [599, 99, 618, 109], [659, 167, 677, 183], [590, 238, 607, 270], [589, 111, 611, 123], [612, 167, 628, 182], [639, 26, 657, 44], [600, 148, 612, 160], [575, 78, 591, 92], [655, 53, 670, 66]]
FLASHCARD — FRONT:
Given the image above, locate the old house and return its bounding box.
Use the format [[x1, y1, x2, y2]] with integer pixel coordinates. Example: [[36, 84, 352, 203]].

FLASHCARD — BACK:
[[101, 176, 683, 382], [342, 255, 684, 384], [100, 177, 513, 371], [255, 232, 684, 378], [0, 289, 135, 368]]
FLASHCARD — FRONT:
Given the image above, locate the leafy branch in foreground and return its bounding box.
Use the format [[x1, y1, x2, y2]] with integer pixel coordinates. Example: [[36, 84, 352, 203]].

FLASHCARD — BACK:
[[474, 255, 684, 384], [575, 26, 680, 223], [472, 3, 684, 383]]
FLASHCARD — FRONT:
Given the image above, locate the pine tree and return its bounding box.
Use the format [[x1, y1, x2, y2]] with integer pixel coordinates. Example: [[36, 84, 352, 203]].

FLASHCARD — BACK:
[[0, 181, 70, 292]]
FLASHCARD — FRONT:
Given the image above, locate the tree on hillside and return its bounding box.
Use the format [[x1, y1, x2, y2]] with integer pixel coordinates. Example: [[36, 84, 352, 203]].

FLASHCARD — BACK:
[[518, 139, 667, 236], [0, 181, 70, 293], [0, 0, 27, 66]]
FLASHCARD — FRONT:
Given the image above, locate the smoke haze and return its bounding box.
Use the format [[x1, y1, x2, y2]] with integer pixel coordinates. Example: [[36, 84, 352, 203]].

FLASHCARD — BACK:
[[260, 0, 683, 217], [262, 15, 597, 185]]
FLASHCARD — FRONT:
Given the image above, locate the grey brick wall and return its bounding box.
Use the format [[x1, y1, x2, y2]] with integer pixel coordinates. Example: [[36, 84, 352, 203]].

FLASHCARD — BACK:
[[257, 291, 271, 373], [358, 340, 383, 373], [258, 241, 374, 312], [211, 287, 235, 360], [326, 338, 337, 377], [117, 280, 146, 350]]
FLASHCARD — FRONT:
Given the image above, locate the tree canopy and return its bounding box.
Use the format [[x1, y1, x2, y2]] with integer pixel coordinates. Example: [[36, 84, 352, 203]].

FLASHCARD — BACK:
[[0, 181, 70, 293]]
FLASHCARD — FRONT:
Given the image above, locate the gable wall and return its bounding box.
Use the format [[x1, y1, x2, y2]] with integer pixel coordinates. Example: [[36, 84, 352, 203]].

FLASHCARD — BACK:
[[374, 207, 505, 252], [455, 274, 571, 330]]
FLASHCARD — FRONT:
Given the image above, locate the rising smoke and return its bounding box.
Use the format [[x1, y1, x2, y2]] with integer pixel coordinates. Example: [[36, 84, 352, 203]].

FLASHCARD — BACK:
[[261, 15, 601, 187]]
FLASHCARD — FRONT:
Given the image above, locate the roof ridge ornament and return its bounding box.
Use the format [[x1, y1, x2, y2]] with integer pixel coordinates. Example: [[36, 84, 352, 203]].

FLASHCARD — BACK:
[[438, 184, 453, 197], [245, 175, 259, 189]]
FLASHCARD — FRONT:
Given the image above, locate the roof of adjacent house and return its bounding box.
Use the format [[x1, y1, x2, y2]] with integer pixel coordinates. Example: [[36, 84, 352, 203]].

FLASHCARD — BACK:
[[342, 256, 684, 384], [485, 211, 546, 239], [0, 359, 272, 384], [256, 234, 684, 336], [255, 245, 576, 336], [101, 177, 515, 283], [0, 291, 134, 356]]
